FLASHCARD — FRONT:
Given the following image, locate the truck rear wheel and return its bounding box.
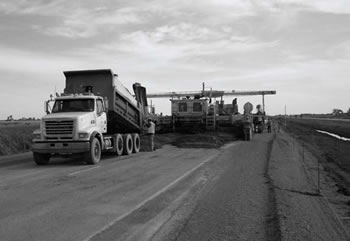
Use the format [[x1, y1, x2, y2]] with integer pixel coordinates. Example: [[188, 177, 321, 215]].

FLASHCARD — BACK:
[[33, 152, 50, 165], [123, 134, 133, 155], [115, 134, 124, 156], [131, 133, 140, 153], [85, 137, 101, 165]]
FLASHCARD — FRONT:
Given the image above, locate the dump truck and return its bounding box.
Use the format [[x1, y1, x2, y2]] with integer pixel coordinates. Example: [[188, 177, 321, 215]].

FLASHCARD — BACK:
[[32, 69, 149, 165]]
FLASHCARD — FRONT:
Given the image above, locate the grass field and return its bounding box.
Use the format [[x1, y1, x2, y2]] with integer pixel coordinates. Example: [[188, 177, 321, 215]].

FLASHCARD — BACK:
[[0, 121, 39, 156], [291, 118, 350, 138], [282, 118, 350, 170]]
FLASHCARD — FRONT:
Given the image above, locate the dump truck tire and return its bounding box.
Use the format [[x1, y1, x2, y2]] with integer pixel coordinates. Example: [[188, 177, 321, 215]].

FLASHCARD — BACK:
[[132, 133, 140, 153], [33, 153, 50, 165], [115, 134, 123, 156], [85, 137, 101, 165], [123, 134, 133, 155]]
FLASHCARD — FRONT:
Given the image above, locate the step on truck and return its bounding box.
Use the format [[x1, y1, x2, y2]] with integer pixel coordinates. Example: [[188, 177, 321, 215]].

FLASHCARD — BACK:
[[32, 69, 149, 165]]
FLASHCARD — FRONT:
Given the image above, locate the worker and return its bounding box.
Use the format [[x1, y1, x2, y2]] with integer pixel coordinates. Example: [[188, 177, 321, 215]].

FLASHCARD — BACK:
[[232, 98, 239, 114], [267, 118, 272, 133], [144, 117, 155, 151]]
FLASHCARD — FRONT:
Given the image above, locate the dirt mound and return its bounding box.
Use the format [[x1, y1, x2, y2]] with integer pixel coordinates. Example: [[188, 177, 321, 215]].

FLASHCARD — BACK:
[[172, 131, 238, 149], [172, 134, 223, 148], [141, 131, 238, 151]]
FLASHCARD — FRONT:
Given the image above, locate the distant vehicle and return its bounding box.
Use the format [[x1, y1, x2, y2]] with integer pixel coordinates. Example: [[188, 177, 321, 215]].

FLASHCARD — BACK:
[[32, 69, 149, 165]]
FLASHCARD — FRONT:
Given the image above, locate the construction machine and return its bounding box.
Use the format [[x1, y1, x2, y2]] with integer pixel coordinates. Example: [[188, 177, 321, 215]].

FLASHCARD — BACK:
[[146, 83, 275, 135]]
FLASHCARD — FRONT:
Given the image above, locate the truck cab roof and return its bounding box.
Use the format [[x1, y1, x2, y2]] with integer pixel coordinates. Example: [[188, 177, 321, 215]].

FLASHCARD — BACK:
[[55, 94, 101, 100]]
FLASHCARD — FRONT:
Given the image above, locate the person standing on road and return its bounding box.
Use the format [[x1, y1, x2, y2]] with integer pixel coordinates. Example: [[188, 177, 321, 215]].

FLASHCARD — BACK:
[[267, 118, 272, 133], [144, 118, 155, 151]]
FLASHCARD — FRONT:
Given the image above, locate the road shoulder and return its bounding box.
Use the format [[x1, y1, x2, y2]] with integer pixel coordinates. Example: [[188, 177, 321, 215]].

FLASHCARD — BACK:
[[269, 132, 349, 240]]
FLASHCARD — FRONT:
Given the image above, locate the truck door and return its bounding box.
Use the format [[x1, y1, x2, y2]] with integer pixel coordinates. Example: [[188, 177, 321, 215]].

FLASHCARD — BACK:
[[96, 99, 107, 133]]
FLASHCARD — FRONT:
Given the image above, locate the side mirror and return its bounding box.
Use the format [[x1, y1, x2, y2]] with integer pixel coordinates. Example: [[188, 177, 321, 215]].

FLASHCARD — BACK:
[[104, 97, 109, 112], [44, 101, 51, 114]]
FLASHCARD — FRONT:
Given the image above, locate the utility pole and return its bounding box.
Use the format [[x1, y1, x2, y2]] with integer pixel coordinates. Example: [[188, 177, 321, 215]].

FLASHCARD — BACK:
[[262, 94, 265, 114], [284, 104, 287, 127]]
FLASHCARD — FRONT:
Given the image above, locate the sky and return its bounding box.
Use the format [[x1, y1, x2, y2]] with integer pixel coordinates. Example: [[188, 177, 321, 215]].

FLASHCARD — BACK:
[[0, 0, 349, 119]]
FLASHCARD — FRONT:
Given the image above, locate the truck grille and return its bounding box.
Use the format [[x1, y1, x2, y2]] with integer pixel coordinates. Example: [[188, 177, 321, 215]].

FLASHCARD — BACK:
[[45, 120, 74, 136]]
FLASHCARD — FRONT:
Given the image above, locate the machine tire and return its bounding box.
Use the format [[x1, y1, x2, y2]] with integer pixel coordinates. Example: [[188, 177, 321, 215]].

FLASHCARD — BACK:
[[33, 152, 50, 165], [244, 129, 248, 141], [115, 134, 124, 156], [131, 133, 140, 153], [123, 134, 133, 155], [244, 127, 252, 141], [85, 137, 101, 165]]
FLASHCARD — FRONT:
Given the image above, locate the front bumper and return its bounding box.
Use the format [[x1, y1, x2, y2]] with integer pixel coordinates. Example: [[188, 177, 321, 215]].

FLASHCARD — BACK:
[[32, 141, 90, 154]]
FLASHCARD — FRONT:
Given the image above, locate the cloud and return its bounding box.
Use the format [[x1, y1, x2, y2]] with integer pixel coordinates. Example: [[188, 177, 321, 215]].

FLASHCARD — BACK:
[[0, 0, 350, 117], [0, 1, 143, 38], [35, 7, 143, 38], [0, 45, 85, 74], [283, 0, 350, 14], [0, 0, 68, 16], [3, 0, 349, 40]]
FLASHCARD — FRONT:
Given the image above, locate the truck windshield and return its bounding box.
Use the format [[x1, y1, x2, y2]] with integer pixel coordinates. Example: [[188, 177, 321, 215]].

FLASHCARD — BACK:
[[52, 99, 94, 113]]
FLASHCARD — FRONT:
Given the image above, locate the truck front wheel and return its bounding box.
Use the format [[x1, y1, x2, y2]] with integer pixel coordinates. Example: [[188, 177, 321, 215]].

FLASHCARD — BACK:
[[85, 137, 101, 165], [33, 152, 51, 165]]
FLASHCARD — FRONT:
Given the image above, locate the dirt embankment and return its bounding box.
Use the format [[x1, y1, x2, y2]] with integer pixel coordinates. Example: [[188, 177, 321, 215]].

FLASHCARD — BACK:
[[273, 118, 350, 238], [141, 129, 239, 151], [279, 118, 350, 184], [269, 127, 349, 240]]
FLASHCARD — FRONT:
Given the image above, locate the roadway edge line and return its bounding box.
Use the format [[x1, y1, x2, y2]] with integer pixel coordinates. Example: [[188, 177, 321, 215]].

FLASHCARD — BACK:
[[82, 152, 221, 241], [68, 166, 101, 176]]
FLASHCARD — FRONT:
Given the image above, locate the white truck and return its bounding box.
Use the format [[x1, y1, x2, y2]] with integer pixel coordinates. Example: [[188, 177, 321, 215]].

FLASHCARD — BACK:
[[32, 69, 149, 165]]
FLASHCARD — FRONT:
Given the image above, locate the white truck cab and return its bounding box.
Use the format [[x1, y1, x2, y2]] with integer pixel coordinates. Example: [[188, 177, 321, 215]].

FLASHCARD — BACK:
[[32, 94, 108, 165]]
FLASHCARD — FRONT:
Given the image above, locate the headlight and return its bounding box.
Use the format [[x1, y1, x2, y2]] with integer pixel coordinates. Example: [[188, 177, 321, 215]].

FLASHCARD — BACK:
[[33, 133, 41, 139], [78, 133, 89, 139]]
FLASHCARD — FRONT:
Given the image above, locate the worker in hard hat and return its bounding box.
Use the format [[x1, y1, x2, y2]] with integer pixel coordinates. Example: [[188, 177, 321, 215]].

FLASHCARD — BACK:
[[144, 117, 155, 151]]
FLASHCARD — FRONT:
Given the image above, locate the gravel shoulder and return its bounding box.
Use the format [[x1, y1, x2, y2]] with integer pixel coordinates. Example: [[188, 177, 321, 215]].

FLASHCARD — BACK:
[[269, 129, 349, 240]]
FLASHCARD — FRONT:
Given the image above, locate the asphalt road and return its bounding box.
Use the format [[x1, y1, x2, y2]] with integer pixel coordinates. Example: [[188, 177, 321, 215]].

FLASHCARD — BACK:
[[0, 134, 277, 241]]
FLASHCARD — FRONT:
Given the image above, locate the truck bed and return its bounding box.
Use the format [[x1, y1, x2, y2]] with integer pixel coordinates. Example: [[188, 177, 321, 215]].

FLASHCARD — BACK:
[[64, 69, 142, 133]]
